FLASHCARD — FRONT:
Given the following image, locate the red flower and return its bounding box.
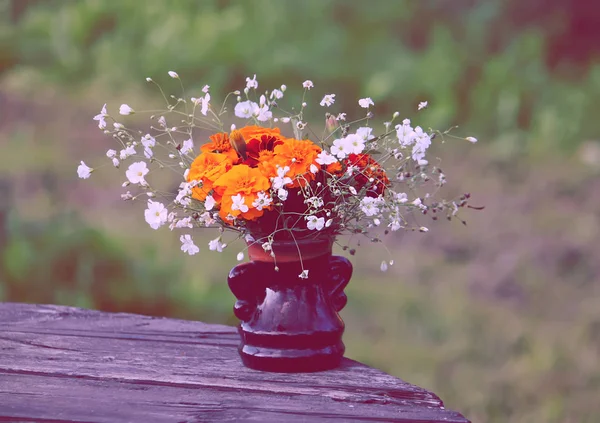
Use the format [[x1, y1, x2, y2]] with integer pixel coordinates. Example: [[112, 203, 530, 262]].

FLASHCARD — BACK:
[[345, 153, 389, 197]]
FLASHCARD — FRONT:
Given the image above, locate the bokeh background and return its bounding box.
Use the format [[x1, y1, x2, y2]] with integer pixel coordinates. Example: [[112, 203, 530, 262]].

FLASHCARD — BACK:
[[1, 1, 600, 422]]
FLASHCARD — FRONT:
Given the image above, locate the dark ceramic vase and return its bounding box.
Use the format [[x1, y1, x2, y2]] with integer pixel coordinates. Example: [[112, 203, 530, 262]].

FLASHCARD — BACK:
[[227, 237, 353, 372]]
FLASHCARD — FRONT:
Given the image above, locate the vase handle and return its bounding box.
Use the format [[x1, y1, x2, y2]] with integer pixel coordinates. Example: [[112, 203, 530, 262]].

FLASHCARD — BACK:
[[227, 262, 263, 322], [327, 256, 353, 312]]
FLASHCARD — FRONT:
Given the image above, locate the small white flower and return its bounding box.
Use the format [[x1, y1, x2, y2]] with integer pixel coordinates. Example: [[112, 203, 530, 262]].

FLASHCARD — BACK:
[[348, 186, 357, 195], [200, 93, 210, 116], [237, 252, 245, 261], [262, 242, 272, 252], [234, 100, 259, 119], [355, 127, 375, 142], [277, 188, 288, 201], [202, 85, 210, 93], [395, 192, 408, 203], [306, 216, 325, 231], [270, 89, 284, 100], [119, 104, 134, 115], [336, 113, 347, 121], [330, 137, 353, 159], [146, 77, 152, 82], [143, 147, 153, 159], [77, 161, 92, 179], [345, 134, 366, 154], [119, 145, 136, 160], [168, 71, 179, 79], [325, 219, 333, 228], [93, 104, 108, 129], [256, 104, 272, 121], [281, 117, 291, 123], [174, 217, 193, 229], [144, 200, 168, 230], [380, 261, 388, 272], [316, 151, 337, 165], [106, 149, 117, 158], [252, 192, 272, 211], [113, 122, 124, 129], [466, 136, 478, 143], [158, 116, 167, 127], [121, 191, 133, 200], [209, 237, 226, 252], [411, 126, 431, 162], [180, 234, 199, 255], [245, 74, 258, 89], [419, 226, 429, 233], [180, 138, 194, 155], [310, 164, 319, 174], [418, 101, 428, 110], [204, 195, 216, 211], [126, 161, 149, 185], [299, 269, 309, 279], [231, 194, 249, 213], [112, 158, 120, 167], [141, 134, 156, 148], [320, 94, 336, 107], [271, 166, 293, 190], [358, 97, 374, 108], [360, 197, 382, 217], [396, 119, 415, 147], [302, 80, 314, 90]]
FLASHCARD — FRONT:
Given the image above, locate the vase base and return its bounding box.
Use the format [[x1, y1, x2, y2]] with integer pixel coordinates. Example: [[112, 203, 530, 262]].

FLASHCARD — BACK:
[[239, 342, 344, 373]]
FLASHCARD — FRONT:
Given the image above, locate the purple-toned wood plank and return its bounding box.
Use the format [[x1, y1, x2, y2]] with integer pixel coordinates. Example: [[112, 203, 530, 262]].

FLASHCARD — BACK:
[[0, 302, 470, 423]]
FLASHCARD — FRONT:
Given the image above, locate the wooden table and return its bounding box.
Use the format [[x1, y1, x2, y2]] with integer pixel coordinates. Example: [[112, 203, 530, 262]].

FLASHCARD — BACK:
[[0, 303, 469, 422]]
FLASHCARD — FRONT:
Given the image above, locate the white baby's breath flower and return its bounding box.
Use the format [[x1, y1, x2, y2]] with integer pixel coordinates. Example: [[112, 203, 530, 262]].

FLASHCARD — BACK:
[[121, 191, 133, 201], [158, 116, 167, 128], [168, 71, 179, 79], [200, 93, 210, 116], [262, 242, 272, 252], [144, 200, 168, 230], [93, 104, 108, 129], [231, 194, 249, 213], [360, 197, 382, 217], [419, 226, 429, 233], [271, 166, 293, 190], [299, 269, 309, 279], [209, 237, 226, 252], [331, 137, 353, 159], [252, 192, 272, 211], [237, 252, 245, 261], [77, 161, 92, 179], [418, 101, 428, 110], [358, 97, 374, 108], [204, 195, 216, 211], [310, 164, 319, 174], [466, 136, 478, 143], [141, 134, 156, 148], [180, 234, 199, 255], [411, 127, 431, 162], [143, 147, 153, 159], [245, 74, 258, 89], [202, 85, 210, 93], [302, 80, 314, 90], [270, 89, 284, 100], [345, 134, 366, 154], [306, 216, 325, 231], [380, 261, 388, 272], [112, 158, 120, 167], [395, 192, 408, 203], [234, 100, 259, 119], [355, 127, 375, 142], [277, 188, 288, 201], [119, 104, 134, 115], [396, 119, 415, 147], [119, 145, 136, 160], [126, 161, 149, 185], [320, 94, 336, 107], [180, 138, 194, 155], [106, 149, 117, 158], [256, 104, 272, 122], [316, 151, 337, 165]]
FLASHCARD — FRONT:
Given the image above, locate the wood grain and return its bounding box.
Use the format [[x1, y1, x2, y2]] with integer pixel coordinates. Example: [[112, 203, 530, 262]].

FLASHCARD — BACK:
[[0, 303, 469, 422]]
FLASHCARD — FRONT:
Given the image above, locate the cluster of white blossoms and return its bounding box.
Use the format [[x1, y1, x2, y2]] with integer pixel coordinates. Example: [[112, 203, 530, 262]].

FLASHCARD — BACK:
[[78, 71, 479, 274]]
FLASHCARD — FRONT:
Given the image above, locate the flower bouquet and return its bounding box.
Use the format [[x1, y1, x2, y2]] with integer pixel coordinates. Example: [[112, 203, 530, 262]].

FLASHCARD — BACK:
[[79, 72, 479, 372]]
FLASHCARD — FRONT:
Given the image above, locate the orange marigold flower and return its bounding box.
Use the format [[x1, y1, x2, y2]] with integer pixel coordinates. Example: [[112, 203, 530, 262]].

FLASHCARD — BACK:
[[200, 132, 239, 163], [187, 152, 234, 201], [256, 150, 279, 179], [213, 164, 271, 222], [273, 138, 322, 187], [326, 161, 343, 175], [239, 126, 285, 167]]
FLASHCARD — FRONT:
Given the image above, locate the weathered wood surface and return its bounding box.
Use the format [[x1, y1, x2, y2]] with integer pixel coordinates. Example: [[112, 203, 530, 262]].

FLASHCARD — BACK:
[[0, 303, 469, 422]]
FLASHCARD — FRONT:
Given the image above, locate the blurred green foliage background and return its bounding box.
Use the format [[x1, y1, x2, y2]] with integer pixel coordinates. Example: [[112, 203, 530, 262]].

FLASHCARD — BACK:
[[1, 1, 599, 422]]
